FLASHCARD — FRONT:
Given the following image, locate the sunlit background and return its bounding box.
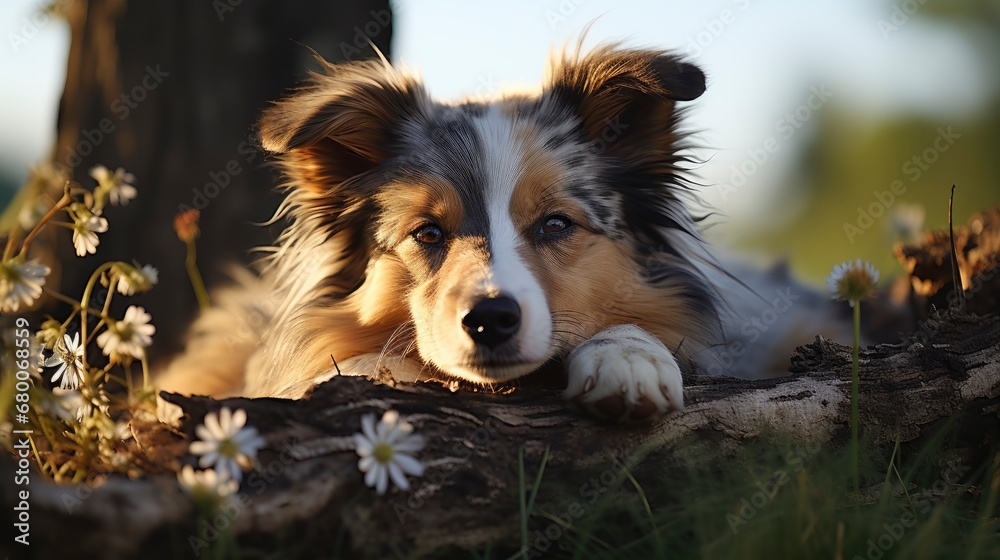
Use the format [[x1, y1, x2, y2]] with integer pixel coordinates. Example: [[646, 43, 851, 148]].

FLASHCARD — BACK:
[[2, 0, 998, 281]]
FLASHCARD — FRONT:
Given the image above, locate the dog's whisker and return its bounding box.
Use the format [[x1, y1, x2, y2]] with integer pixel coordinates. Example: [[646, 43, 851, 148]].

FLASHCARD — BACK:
[[376, 321, 416, 371]]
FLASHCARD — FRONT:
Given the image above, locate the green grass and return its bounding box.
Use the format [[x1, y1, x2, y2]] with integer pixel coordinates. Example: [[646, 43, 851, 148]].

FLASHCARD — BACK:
[[109, 421, 999, 560], [449, 430, 1000, 560]]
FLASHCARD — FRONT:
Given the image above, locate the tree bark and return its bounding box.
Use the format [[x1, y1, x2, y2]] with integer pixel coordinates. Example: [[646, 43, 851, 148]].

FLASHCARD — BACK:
[[46, 0, 393, 362], [3, 308, 997, 559]]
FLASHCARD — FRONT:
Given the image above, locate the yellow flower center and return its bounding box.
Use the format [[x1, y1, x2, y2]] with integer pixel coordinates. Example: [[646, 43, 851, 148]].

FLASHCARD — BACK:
[[0, 263, 18, 283], [219, 438, 239, 458], [115, 322, 133, 340], [374, 442, 395, 464], [837, 268, 876, 302]]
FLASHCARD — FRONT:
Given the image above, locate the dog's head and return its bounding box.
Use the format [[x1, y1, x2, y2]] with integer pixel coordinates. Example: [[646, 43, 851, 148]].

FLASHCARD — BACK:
[[259, 45, 716, 384]]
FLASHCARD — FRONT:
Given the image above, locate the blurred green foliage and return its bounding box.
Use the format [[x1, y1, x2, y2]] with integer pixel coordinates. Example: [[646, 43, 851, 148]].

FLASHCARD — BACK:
[[735, 0, 1000, 282]]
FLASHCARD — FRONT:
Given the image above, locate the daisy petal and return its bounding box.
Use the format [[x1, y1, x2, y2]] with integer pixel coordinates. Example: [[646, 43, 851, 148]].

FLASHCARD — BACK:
[[375, 465, 389, 495], [231, 408, 246, 430], [194, 425, 215, 443], [387, 461, 410, 492], [204, 412, 223, 440], [353, 434, 373, 456], [358, 455, 376, 472], [365, 463, 382, 488], [199, 452, 219, 468], [218, 407, 233, 433], [392, 434, 425, 454], [189, 441, 216, 455], [377, 410, 399, 440], [394, 453, 425, 477], [361, 413, 378, 442]]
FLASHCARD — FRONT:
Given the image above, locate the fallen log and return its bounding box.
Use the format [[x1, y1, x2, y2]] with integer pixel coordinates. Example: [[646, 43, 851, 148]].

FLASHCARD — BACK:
[[3, 308, 998, 559], [5, 206, 1000, 559]]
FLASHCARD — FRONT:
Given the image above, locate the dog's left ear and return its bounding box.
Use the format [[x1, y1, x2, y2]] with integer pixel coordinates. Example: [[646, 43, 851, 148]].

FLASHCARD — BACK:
[[545, 46, 705, 157]]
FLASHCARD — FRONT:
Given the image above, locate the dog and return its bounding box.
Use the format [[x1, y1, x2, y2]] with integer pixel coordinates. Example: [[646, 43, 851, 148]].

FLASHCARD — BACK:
[[158, 42, 853, 422]]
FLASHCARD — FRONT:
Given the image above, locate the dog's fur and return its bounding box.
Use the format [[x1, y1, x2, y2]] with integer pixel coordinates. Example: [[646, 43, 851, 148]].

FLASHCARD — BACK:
[[158, 43, 852, 421]]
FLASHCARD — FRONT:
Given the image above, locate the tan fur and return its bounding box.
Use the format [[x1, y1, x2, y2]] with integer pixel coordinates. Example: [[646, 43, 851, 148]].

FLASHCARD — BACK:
[[156, 267, 269, 397]]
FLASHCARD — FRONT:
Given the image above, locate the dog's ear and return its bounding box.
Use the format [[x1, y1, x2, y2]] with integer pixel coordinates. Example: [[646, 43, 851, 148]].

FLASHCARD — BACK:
[[257, 58, 427, 295], [545, 45, 705, 157], [258, 57, 427, 192]]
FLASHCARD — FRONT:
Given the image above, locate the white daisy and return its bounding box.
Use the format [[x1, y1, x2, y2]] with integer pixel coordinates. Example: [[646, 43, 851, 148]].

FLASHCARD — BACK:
[[72, 213, 109, 257], [36, 318, 65, 350], [177, 465, 239, 509], [18, 198, 50, 231], [96, 305, 156, 362], [827, 259, 880, 307], [20, 163, 68, 229], [353, 410, 425, 495], [888, 203, 925, 244], [48, 388, 88, 422], [189, 407, 266, 482], [114, 263, 158, 295], [0, 259, 50, 313], [90, 165, 137, 206], [44, 332, 85, 390]]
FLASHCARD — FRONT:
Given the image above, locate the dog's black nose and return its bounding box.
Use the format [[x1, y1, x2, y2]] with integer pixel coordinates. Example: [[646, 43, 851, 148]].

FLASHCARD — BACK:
[[462, 296, 521, 348]]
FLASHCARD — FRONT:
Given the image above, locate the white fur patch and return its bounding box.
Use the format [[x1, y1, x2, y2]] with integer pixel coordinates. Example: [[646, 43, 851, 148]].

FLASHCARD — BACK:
[[566, 324, 684, 420], [471, 107, 552, 362]]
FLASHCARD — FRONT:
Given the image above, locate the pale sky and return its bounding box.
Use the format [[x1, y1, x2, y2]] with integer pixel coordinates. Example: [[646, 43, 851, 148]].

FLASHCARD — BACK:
[[1, 0, 994, 230]]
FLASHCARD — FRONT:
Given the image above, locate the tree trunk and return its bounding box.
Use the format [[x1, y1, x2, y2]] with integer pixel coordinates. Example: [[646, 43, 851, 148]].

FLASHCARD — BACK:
[[47, 0, 393, 362]]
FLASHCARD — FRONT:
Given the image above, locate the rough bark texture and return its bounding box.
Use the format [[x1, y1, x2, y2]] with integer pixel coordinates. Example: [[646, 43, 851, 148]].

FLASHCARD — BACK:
[[46, 0, 393, 362], [1, 308, 997, 559]]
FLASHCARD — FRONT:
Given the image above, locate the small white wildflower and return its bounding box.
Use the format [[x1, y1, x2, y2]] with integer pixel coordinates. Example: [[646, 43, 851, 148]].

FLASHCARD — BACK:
[[71, 213, 109, 256], [353, 410, 425, 495], [177, 465, 239, 509], [18, 198, 50, 231], [114, 263, 158, 295], [0, 259, 50, 313], [36, 318, 65, 350], [888, 203, 925, 244], [189, 407, 265, 482], [48, 388, 88, 422], [96, 305, 155, 362], [90, 165, 137, 207], [44, 332, 85, 390], [19, 163, 68, 229], [827, 259, 880, 307]]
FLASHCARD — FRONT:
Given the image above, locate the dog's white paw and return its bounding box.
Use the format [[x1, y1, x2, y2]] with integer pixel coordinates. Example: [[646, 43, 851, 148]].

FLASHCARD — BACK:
[[566, 325, 684, 422]]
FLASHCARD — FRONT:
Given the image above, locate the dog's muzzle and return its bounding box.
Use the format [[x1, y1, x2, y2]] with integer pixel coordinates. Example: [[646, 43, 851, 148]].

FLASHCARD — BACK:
[[461, 295, 521, 349]]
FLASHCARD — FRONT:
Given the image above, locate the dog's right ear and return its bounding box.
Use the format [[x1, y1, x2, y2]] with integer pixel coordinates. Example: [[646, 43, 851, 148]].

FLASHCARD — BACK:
[[257, 57, 427, 191]]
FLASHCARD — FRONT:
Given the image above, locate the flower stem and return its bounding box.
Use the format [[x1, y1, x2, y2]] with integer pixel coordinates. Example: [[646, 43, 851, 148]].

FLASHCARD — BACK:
[[141, 355, 150, 392], [125, 362, 134, 398], [43, 287, 108, 321], [2, 233, 17, 262], [80, 262, 116, 369], [851, 301, 861, 492], [15, 187, 71, 260], [185, 239, 210, 310]]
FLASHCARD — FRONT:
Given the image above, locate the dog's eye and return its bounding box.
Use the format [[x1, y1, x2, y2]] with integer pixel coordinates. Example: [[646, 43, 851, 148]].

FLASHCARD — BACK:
[[538, 215, 572, 236], [412, 224, 444, 245]]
